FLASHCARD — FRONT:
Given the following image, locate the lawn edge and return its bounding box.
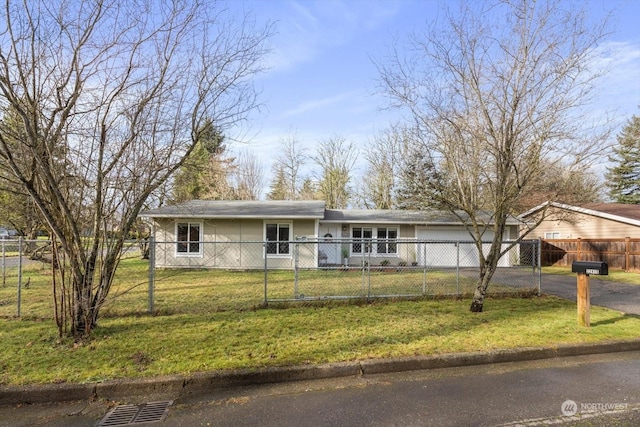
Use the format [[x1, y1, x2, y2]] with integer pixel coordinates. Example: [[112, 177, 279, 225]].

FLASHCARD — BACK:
[[2, 338, 640, 405]]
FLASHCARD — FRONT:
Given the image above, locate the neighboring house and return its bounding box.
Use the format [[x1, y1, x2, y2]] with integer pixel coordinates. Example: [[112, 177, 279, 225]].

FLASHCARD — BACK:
[[139, 200, 521, 269], [0, 227, 18, 239], [520, 202, 640, 240]]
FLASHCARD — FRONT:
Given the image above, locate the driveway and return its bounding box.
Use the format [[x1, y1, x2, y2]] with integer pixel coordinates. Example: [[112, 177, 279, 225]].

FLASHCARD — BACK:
[[542, 273, 640, 316]]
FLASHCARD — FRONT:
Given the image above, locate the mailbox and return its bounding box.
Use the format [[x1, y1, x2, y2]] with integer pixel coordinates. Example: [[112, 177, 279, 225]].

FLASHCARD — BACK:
[[571, 261, 608, 276]]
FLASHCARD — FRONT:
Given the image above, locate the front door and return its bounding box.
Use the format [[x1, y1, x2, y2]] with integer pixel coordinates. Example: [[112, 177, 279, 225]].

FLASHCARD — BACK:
[[319, 225, 341, 265]]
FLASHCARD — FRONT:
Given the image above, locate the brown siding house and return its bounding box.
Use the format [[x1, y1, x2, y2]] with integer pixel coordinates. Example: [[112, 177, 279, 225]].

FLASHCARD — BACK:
[[521, 202, 640, 240], [520, 202, 640, 270]]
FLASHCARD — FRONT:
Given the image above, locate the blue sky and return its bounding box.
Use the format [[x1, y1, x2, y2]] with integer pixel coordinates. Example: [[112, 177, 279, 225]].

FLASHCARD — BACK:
[[228, 0, 640, 184]]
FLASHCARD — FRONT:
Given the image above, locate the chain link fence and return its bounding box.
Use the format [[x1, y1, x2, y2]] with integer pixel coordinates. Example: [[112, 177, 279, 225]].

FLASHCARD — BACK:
[[0, 239, 54, 318], [1, 238, 540, 317], [0, 239, 143, 318], [149, 238, 541, 311]]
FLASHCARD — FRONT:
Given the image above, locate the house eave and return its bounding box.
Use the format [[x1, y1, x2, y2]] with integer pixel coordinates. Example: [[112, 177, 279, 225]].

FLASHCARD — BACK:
[[521, 201, 640, 228], [141, 214, 324, 220]]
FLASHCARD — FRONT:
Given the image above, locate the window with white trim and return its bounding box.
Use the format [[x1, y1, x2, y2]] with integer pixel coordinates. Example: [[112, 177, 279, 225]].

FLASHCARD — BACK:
[[265, 223, 290, 255], [176, 222, 202, 255], [352, 226, 398, 255], [544, 232, 560, 239], [377, 227, 398, 254]]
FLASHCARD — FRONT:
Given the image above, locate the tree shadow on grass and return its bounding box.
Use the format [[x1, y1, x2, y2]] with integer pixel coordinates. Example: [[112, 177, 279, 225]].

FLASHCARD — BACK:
[[591, 313, 640, 326]]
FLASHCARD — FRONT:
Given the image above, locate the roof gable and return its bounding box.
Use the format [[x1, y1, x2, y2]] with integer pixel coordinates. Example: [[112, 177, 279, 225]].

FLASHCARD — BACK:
[[520, 202, 640, 227]]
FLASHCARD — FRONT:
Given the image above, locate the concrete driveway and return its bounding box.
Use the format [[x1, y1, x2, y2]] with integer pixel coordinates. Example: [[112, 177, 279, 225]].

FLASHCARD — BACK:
[[542, 273, 640, 316]]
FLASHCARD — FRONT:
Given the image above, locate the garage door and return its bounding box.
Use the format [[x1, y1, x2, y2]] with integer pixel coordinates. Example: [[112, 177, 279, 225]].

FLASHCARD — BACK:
[[416, 227, 510, 267]]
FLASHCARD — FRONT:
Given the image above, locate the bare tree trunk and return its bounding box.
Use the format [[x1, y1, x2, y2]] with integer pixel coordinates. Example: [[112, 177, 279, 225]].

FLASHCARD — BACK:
[[470, 264, 497, 312]]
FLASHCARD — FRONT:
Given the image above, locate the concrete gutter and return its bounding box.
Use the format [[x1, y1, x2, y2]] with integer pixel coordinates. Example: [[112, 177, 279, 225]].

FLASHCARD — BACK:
[[3, 339, 640, 405]]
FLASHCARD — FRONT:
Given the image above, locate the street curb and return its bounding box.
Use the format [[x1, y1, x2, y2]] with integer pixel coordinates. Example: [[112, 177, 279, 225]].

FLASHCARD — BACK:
[[3, 339, 640, 405]]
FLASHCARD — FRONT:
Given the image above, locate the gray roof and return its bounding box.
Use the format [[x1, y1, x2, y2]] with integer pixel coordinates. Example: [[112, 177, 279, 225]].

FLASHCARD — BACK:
[[323, 209, 520, 225], [324, 209, 443, 224], [139, 200, 326, 219], [140, 200, 521, 225]]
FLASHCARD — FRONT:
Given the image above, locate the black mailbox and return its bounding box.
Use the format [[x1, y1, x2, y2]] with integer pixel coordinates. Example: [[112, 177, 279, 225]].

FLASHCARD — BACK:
[[571, 261, 608, 276]]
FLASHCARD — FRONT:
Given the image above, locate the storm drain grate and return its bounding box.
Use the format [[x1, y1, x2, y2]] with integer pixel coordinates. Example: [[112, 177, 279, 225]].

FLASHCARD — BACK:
[[97, 400, 173, 426]]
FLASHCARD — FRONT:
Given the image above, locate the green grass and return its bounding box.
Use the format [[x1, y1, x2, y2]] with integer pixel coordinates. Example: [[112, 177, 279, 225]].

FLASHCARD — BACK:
[[542, 266, 640, 285], [0, 258, 639, 386]]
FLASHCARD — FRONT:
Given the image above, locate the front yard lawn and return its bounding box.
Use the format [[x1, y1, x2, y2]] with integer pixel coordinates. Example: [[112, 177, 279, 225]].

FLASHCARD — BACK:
[[1, 258, 639, 386]]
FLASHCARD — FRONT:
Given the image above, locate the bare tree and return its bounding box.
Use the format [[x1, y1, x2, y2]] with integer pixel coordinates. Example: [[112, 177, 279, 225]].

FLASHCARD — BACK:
[[357, 125, 406, 209], [377, 0, 611, 312], [313, 136, 358, 209], [269, 132, 309, 200], [516, 159, 602, 212], [0, 0, 272, 337], [232, 149, 264, 200]]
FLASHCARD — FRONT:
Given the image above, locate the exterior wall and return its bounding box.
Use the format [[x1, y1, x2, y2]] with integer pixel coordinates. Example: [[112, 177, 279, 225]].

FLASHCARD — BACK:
[[317, 222, 519, 267], [414, 225, 517, 267], [151, 218, 520, 269], [525, 208, 640, 239], [340, 223, 417, 266], [152, 217, 317, 269]]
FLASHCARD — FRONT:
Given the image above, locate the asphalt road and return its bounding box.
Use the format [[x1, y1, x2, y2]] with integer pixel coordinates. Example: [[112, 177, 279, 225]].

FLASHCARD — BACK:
[[3, 351, 640, 427], [540, 274, 640, 316]]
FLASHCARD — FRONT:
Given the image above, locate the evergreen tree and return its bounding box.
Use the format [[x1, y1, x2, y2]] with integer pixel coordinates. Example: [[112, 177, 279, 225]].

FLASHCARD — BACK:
[[298, 178, 320, 200], [0, 106, 46, 238], [172, 119, 232, 202], [606, 114, 640, 204], [395, 149, 438, 210], [267, 165, 288, 200]]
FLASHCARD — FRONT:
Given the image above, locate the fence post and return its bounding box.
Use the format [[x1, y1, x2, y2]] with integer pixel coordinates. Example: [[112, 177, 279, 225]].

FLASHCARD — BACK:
[[2, 239, 5, 287], [625, 237, 630, 272], [147, 236, 155, 314], [577, 238, 582, 261], [456, 242, 460, 296], [537, 238, 542, 296], [17, 237, 23, 317], [263, 242, 268, 305], [294, 241, 299, 299], [422, 242, 427, 294], [367, 249, 371, 298]]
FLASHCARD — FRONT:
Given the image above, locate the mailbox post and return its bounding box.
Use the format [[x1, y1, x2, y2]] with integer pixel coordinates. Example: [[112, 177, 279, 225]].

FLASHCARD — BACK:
[[571, 261, 608, 327]]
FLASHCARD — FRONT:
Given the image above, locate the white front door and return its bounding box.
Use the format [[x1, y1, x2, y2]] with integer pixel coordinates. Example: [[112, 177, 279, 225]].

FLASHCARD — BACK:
[[318, 225, 341, 265]]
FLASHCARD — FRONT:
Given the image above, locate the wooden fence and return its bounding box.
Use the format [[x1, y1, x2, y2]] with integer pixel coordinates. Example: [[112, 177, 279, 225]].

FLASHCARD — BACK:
[[541, 237, 640, 271]]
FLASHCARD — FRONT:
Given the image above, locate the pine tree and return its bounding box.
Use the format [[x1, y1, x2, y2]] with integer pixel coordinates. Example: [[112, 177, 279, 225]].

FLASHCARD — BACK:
[[267, 165, 288, 200], [298, 178, 320, 200], [606, 114, 640, 204], [395, 149, 438, 210], [173, 119, 232, 202]]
